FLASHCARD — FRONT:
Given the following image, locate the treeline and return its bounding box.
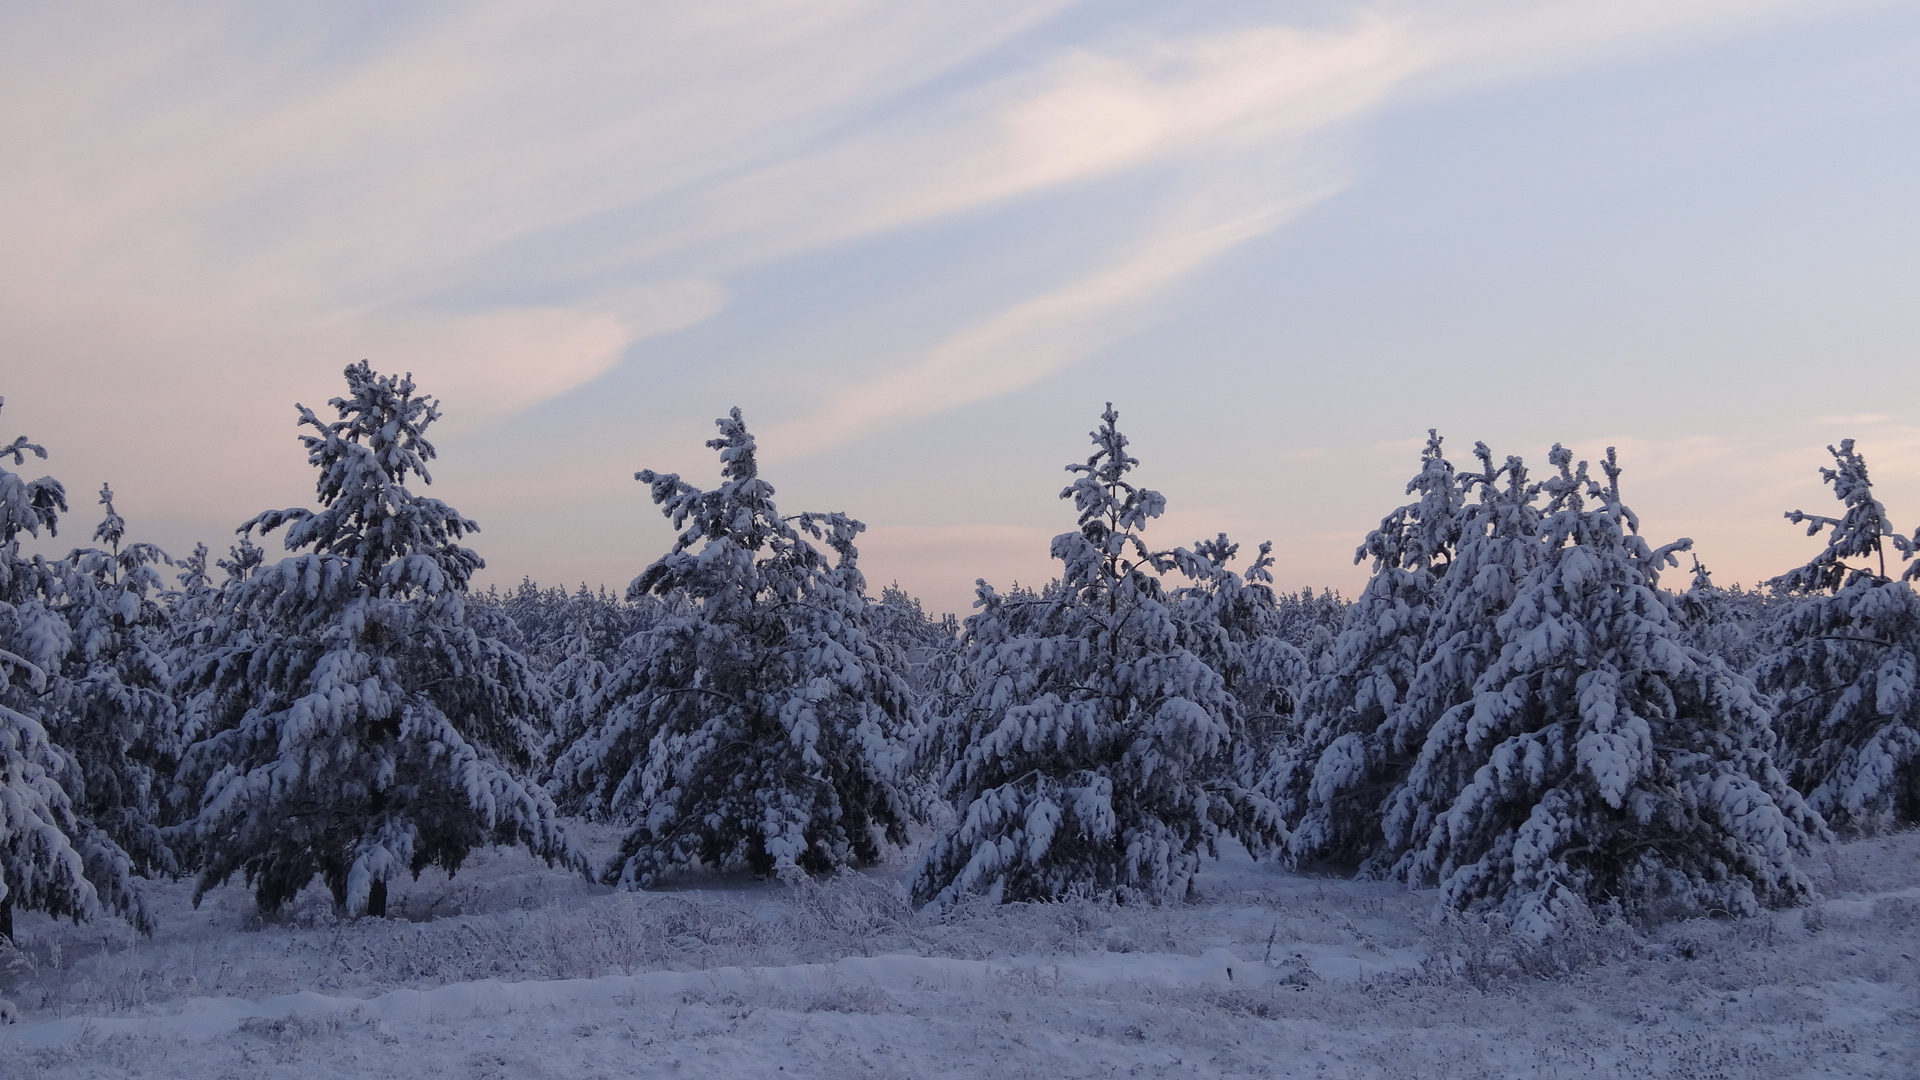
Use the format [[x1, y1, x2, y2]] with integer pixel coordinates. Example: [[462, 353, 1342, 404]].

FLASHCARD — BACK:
[[0, 366, 1914, 942]]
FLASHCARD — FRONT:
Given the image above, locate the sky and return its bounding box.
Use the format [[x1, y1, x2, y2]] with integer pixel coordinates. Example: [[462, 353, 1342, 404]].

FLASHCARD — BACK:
[[3, 0, 1916, 615]]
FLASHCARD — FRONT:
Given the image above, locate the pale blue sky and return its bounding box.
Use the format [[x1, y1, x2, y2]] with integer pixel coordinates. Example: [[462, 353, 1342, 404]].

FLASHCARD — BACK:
[[3, 1, 1916, 613]]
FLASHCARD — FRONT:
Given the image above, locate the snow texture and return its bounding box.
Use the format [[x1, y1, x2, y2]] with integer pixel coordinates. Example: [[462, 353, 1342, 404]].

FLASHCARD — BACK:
[[3, 826, 1917, 1079]]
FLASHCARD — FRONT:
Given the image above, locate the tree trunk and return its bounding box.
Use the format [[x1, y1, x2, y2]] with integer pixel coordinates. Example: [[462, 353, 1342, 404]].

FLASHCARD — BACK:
[[0, 898, 11, 943], [367, 879, 388, 919]]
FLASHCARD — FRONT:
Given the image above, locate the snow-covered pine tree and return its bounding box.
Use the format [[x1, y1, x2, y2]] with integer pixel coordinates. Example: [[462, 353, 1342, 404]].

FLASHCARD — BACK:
[[1675, 557, 1781, 676], [1273, 431, 1464, 871], [1367, 443, 1547, 877], [174, 363, 578, 917], [1271, 587, 1348, 670], [1755, 440, 1920, 831], [164, 543, 221, 668], [904, 578, 1063, 811], [1169, 535, 1306, 793], [41, 484, 181, 884], [215, 536, 264, 584], [550, 408, 912, 886], [866, 583, 965, 820], [911, 405, 1283, 908], [1383, 446, 1819, 933], [172, 543, 213, 612], [542, 590, 666, 769], [868, 583, 960, 697], [1773, 440, 1910, 594], [465, 580, 662, 760], [0, 402, 148, 939]]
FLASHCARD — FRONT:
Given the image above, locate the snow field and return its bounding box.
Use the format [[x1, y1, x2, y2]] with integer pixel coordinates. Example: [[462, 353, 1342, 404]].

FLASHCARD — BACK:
[[3, 830, 1918, 1078]]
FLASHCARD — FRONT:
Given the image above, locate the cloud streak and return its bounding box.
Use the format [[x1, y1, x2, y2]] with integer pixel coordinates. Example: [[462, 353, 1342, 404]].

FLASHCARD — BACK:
[[1, 0, 1898, 600]]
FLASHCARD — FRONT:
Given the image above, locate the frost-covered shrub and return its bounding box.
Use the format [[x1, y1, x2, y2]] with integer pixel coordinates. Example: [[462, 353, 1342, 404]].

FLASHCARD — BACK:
[[174, 364, 578, 917], [912, 405, 1283, 907], [551, 408, 913, 886], [1756, 440, 1920, 832], [1422, 900, 1642, 986], [1380, 447, 1820, 934]]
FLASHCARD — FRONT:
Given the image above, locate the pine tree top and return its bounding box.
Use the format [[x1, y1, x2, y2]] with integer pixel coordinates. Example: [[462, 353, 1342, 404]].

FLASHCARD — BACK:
[[629, 407, 865, 609], [0, 397, 68, 544], [1053, 403, 1170, 595], [1772, 439, 1916, 592], [238, 362, 482, 593], [1356, 429, 1463, 575]]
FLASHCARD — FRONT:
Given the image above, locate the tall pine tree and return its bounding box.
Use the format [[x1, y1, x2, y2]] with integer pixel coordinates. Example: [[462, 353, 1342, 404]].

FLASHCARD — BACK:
[[1272, 431, 1464, 870], [1756, 439, 1920, 831], [550, 408, 913, 886], [174, 363, 578, 917], [41, 485, 181, 886], [911, 405, 1282, 907], [1382, 447, 1818, 933], [1365, 444, 1547, 878], [0, 402, 149, 938]]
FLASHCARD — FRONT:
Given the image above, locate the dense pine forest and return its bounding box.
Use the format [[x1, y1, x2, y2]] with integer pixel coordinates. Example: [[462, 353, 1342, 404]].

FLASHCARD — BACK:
[[4, 362, 1917, 952]]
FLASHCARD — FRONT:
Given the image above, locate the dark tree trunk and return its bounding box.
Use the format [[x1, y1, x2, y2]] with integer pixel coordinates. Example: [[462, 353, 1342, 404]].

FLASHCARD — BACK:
[[0, 897, 11, 943], [367, 879, 388, 919]]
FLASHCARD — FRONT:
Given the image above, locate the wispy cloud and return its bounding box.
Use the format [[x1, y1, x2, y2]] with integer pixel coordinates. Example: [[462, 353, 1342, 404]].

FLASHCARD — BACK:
[[0, 0, 1893, 589], [753, 0, 1874, 453], [761, 192, 1332, 456]]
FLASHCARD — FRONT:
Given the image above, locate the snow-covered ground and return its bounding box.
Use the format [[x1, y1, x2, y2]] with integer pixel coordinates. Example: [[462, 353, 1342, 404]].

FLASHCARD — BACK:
[[3, 827, 1916, 1079]]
